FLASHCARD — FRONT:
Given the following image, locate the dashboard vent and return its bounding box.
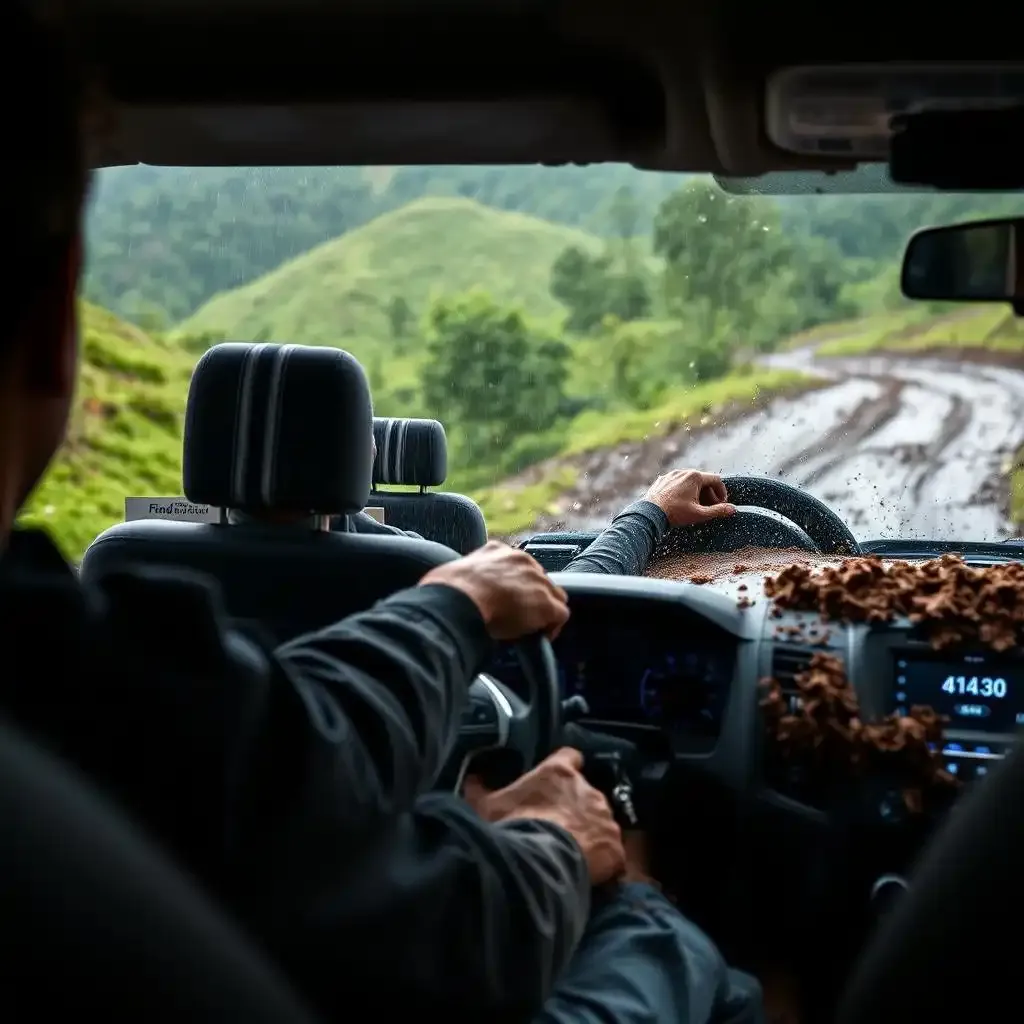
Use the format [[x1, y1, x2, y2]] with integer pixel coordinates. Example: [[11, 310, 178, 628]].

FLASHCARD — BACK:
[[770, 643, 815, 708], [766, 642, 818, 804], [522, 543, 581, 572]]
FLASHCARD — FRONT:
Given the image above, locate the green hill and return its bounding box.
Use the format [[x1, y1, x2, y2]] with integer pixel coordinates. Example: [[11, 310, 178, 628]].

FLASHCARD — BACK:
[[18, 303, 191, 560], [84, 164, 685, 323], [176, 197, 604, 347]]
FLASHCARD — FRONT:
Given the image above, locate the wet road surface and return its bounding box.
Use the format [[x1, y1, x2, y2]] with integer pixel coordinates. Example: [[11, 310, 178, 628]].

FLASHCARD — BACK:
[[525, 348, 1024, 543]]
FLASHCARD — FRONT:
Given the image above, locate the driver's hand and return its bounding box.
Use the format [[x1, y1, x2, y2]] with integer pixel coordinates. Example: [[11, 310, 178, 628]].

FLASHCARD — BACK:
[[622, 830, 659, 888], [644, 469, 736, 528], [420, 541, 569, 640], [463, 747, 626, 885]]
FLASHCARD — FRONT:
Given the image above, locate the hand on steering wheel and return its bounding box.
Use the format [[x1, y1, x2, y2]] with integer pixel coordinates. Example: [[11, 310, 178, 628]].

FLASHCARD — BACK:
[[455, 634, 561, 791], [651, 474, 861, 562], [420, 542, 567, 792], [420, 540, 570, 640], [644, 469, 737, 526]]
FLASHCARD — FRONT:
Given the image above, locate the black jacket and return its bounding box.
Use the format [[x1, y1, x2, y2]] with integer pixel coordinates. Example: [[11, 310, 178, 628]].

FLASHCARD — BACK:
[[0, 502, 665, 1021], [0, 530, 584, 1023]]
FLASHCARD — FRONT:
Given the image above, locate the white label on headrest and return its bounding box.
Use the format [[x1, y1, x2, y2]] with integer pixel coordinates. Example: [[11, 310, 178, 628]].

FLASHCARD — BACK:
[[363, 506, 386, 525], [125, 497, 222, 523]]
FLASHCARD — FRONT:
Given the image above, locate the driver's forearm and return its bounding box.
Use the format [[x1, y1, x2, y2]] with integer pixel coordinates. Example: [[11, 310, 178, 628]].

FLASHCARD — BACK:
[[262, 584, 494, 815], [563, 500, 668, 576], [262, 794, 591, 1023]]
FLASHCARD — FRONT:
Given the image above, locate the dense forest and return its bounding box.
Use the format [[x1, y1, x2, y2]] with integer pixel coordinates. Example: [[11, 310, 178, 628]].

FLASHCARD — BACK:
[[84, 163, 1024, 325]]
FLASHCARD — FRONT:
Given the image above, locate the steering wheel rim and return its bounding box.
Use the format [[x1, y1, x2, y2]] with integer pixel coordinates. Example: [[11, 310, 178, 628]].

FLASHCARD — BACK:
[[453, 633, 561, 791], [651, 475, 861, 562], [722, 476, 861, 554], [836, 744, 1024, 1023]]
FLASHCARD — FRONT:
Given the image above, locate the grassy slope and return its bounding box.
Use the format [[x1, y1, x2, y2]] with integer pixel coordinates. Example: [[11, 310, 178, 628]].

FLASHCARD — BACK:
[[18, 303, 191, 560], [813, 305, 1024, 357], [175, 197, 603, 349]]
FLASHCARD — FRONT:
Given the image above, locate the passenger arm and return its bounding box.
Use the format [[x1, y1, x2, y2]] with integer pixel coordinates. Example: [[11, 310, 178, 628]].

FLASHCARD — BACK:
[[562, 501, 669, 577]]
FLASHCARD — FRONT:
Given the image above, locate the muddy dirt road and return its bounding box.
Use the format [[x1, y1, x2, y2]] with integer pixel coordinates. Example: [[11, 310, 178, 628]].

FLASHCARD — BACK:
[[526, 348, 1024, 542]]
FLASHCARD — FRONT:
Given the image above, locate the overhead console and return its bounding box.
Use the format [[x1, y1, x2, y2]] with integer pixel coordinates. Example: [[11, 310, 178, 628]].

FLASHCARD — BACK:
[[765, 63, 1024, 166]]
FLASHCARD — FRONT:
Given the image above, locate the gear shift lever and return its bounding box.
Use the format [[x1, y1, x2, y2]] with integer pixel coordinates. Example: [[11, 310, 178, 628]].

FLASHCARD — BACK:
[[561, 694, 590, 721], [561, 710, 639, 828], [588, 751, 639, 827]]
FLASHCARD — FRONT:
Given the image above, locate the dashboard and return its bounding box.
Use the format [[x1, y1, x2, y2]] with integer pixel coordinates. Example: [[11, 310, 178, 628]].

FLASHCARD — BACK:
[[498, 531, 1024, 1017], [497, 538, 1024, 805], [488, 592, 738, 754]]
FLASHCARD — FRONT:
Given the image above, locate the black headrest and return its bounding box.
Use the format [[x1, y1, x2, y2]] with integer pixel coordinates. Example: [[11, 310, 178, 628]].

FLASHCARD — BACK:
[[372, 417, 448, 488], [183, 343, 373, 514]]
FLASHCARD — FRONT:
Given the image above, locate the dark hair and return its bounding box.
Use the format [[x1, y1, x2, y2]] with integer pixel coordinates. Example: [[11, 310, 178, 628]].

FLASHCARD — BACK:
[[4, 0, 92, 348]]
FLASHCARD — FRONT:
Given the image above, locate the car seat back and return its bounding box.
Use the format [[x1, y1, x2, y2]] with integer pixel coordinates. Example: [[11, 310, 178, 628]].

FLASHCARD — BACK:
[[82, 344, 457, 644], [371, 416, 487, 554]]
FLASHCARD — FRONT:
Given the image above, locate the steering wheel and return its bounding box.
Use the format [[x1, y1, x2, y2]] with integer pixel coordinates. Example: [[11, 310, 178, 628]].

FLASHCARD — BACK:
[[652, 474, 862, 560], [449, 633, 561, 792], [836, 742, 1024, 1023]]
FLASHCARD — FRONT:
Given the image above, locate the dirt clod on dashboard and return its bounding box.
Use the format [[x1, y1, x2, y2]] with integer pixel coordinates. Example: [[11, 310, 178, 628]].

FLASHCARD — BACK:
[[765, 553, 1024, 650], [760, 653, 959, 811]]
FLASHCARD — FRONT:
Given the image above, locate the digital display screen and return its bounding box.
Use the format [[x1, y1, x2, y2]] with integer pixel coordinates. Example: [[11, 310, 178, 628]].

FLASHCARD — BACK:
[[893, 651, 1024, 734]]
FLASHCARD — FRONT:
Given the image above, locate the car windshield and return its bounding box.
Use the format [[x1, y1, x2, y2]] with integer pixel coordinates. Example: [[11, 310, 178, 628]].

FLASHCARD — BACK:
[[28, 165, 1024, 559]]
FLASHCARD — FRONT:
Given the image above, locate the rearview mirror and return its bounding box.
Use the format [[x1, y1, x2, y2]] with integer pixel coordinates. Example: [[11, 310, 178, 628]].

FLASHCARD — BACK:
[[902, 217, 1023, 306]]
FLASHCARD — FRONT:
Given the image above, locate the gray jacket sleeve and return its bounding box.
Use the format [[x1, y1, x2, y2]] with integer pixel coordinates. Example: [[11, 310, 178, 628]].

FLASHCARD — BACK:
[[562, 501, 669, 576]]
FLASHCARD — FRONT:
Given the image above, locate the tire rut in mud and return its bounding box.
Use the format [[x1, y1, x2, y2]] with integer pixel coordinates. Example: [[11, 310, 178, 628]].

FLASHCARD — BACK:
[[907, 392, 971, 501], [775, 377, 906, 488]]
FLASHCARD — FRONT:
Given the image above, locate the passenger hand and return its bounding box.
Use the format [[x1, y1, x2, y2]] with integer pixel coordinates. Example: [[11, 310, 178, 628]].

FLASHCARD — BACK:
[[420, 540, 570, 640], [463, 747, 626, 885], [644, 469, 736, 527]]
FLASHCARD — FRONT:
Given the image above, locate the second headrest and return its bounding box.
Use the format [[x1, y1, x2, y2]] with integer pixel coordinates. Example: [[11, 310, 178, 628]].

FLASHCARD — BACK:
[[372, 417, 448, 488]]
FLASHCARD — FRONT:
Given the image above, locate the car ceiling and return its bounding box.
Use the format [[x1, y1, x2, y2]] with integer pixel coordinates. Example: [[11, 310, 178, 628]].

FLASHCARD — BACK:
[[81, 0, 1022, 174]]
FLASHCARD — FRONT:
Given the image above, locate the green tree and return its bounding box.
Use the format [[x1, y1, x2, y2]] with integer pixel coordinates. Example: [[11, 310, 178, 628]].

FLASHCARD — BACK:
[[608, 185, 641, 242], [550, 245, 652, 332], [421, 291, 570, 459], [653, 180, 787, 337], [387, 295, 413, 338], [550, 246, 609, 332], [607, 272, 652, 323]]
